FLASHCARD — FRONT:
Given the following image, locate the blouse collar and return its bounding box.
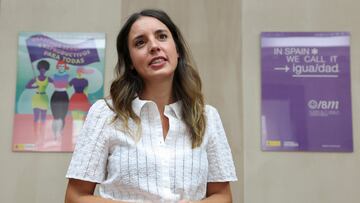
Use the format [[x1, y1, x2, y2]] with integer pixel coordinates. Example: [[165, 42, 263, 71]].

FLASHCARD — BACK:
[[132, 97, 182, 119]]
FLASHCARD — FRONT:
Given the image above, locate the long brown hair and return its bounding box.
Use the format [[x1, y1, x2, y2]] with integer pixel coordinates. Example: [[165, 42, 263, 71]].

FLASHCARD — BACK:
[[109, 9, 205, 148]]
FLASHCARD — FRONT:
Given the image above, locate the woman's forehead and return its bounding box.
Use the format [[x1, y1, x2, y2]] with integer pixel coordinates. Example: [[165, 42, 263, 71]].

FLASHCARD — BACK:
[[129, 16, 170, 37]]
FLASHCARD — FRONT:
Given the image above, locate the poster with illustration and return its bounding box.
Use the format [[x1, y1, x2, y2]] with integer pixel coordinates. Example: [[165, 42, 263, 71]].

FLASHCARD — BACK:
[[261, 32, 353, 152], [13, 32, 105, 152]]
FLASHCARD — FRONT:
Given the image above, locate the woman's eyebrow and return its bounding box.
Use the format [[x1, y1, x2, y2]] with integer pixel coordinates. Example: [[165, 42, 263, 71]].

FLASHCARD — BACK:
[[131, 29, 169, 41], [155, 29, 169, 34], [132, 34, 144, 42]]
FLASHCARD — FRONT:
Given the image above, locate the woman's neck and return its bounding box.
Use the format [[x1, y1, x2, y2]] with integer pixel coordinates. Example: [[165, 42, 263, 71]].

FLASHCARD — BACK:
[[140, 78, 174, 113]]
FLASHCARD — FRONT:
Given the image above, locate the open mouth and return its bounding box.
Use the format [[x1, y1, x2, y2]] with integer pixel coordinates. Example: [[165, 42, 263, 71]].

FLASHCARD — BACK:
[[149, 57, 167, 65]]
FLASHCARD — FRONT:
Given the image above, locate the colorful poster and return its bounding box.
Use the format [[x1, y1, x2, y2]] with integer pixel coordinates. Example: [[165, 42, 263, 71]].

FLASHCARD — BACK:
[[261, 32, 353, 152], [13, 32, 105, 152]]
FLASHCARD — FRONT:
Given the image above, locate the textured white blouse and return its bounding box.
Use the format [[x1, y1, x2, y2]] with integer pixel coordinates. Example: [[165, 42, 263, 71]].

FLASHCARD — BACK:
[[66, 97, 237, 202]]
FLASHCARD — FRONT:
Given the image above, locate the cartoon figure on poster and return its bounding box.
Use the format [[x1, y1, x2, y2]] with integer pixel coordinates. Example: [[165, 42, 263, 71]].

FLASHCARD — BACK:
[[69, 66, 94, 144], [13, 32, 105, 152], [51, 60, 70, 139], [25, 60, 53, 142]]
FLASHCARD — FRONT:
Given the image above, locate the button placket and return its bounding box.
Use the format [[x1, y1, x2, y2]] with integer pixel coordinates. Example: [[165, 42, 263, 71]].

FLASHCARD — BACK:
[[148, 103, 174, 199]]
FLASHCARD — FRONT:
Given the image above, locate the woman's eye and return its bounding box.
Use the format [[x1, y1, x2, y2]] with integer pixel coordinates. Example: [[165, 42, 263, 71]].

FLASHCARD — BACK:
[[159, 34, 168, 40], [135, 40, 145, 47]]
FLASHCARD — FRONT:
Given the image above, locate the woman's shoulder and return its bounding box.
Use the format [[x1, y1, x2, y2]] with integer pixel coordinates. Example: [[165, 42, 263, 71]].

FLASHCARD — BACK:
[[204, 104, 223, 126], [204, 104, 219, 116], [87, 99, 115, 117]]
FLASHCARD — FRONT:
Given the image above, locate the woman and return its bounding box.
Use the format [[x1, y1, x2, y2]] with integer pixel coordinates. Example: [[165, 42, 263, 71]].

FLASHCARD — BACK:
[[51, 60, 70, 139], [26, 60, 53, 137], [68, 66, 93, 144], [65, 9, 237, 203], [68, 67, 93, 117]]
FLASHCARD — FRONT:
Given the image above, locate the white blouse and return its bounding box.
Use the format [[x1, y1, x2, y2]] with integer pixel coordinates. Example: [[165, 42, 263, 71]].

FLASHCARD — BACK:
[[66, 98, 237, 202]]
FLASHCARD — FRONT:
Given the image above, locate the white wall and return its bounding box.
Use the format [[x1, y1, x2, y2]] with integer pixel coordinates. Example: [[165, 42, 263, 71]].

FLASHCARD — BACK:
[[242, 0, 360, 202]]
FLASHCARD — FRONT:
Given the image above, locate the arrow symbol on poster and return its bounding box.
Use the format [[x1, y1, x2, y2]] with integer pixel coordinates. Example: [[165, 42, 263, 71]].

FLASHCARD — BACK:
[[274, 65, 290, 72]]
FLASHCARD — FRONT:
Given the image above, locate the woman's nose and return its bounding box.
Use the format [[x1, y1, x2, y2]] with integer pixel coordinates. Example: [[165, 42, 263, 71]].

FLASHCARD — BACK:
[[149, 39, 160, 53]]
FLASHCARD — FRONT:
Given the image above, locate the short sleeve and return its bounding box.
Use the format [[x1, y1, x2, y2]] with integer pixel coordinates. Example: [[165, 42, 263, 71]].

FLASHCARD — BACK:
[[66, 100, 111, 183], [206, 106, 238, 182]]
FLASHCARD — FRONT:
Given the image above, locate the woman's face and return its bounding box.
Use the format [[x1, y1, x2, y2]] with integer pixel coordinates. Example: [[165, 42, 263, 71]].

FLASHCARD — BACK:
[[39, 68, 47, 75], [127, 16, 179, 83], [57, 64, 66, 73]]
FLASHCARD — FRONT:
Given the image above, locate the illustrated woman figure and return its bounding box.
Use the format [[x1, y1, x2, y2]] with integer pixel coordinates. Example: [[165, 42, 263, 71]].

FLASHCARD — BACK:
[[26, 60, 53, 138], [51, 60, 70, 139], [68, 66, 94, 143]]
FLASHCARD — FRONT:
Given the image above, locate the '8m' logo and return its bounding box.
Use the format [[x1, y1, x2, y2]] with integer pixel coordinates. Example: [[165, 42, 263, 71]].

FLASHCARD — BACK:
[[308, 100, 339, 110]]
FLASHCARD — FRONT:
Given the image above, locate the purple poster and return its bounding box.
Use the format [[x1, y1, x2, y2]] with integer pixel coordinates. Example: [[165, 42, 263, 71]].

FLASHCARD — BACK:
[[261, 32, 353, 152]]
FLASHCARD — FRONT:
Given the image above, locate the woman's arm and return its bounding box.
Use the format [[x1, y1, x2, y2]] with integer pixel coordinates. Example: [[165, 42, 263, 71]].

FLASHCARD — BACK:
[[26, 78, 37, 89], [65, 179, 128, 203], [201, 182, 232, 203]]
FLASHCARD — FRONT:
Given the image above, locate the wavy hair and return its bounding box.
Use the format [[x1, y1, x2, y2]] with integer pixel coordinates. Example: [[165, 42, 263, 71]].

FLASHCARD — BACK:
[[109, 9, 205, 148]]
